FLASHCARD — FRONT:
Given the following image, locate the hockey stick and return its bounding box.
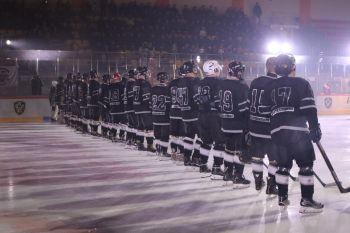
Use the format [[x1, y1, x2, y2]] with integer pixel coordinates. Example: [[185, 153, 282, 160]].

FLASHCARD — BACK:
[[263, 162, 297, 181], [316, 141, 350, 193]]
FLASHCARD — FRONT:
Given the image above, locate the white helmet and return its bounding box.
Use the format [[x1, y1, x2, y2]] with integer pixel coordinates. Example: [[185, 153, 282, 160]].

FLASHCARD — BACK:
[[203, 60, 223, 76]]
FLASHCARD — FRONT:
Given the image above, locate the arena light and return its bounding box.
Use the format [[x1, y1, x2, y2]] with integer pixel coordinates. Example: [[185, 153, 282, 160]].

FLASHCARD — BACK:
[[266, 40, 293, 54], [281, 42, 292, 53], [267, 41, 280, 54], [6, 40, 11, 46]]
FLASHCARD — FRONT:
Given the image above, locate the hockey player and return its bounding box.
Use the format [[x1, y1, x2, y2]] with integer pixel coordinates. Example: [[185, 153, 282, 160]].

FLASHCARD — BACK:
[[99, 74, 110, 137], [168, 70, 185, 160], [63, 73, 73, 125], [88, 70, 100, 136], [248, 57, 279, 194], [217, 61, 250, 187], [178, 61, 201, 166], [124, 69, 138, 146], [198, 60, 225, 174], [55, 76, 64, 120], [109, 72, 126, 141], [71, 73, 82, 130], [265, 54, 323, 213], [133, 66, 156, 152], [151, 72, 171, 157], [78, 73, 89, 133]]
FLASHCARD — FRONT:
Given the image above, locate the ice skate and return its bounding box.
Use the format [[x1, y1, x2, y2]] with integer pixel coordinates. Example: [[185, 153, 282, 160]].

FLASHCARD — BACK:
[[299, 198, 324, 214], [232, 174, 250, 189], [210, 166, 224, 180]]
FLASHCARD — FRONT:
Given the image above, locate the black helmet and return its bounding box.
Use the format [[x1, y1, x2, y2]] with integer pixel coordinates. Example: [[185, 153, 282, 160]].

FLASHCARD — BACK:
[[102, 74, 110, 83], [137, 66, 148, 76], [128, 69, 138, 79], [76, 72, 82, 80], [228, 61, 245, 79], [58, 76, 64, 82], [179, 61, 197, 75], [157, 72, 168, 83], [82, 72, 89, 80], [66, 73, 72, 80], [275, 54, 296, 76], [90, 69, 97, 78]]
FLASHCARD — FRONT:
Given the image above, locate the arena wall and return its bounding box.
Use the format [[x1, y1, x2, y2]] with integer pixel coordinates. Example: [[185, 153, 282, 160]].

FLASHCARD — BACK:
[[0, 96, 51, 123]]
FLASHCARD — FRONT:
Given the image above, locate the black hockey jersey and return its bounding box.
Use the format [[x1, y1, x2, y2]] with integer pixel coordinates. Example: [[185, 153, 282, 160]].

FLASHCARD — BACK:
[[197, 77, 220, 113], [109, 82, 125, 114], [124, 79, 135, 113], [217, 78, 249, 133], [99, 83, 110, 108], [177, 76, 200, 122], [265, 76, 318, 144], [168, 78, 182, 120], [88, 79, 100, 106], [55, 82, 64, 105], [72, 80, 80, 103], [63, 80, 73, 105], [248, 73, 277, 139], [133, 79, 152, 114], [77, 81, 88, 106], [151, 84, 171, 124]]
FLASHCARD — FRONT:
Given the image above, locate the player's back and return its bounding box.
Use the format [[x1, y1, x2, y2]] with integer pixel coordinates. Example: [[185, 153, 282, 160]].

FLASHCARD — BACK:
[[168, 78, 182, 120], [151, 84, 171, 124], [248, 75, 276, 138], [218, 79, 249, 131], [267, 76, 316, 144]]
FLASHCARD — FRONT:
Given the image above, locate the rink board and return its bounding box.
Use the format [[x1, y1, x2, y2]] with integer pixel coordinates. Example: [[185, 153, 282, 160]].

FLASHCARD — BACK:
[[0, 95, 349, 123], [316, 95, 350, 115], [0, 96, 50, 123]]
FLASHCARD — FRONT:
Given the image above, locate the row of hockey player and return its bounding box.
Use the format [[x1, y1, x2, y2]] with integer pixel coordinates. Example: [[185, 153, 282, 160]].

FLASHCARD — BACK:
[[52, 54, 323, 213]]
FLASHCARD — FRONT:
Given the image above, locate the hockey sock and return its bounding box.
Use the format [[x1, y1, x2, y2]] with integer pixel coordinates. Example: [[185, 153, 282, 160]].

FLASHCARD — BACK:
[[146, 137, 154, 145], [234, 164, 244, 175], [299, 167, 314, 199], [183, 137, 194, 158], [199, 144, 210, 165], [213, 148, 224, 166], [268, 162, 278, 178], [275, 167, 290, 197], [252, 157, 264, 181]]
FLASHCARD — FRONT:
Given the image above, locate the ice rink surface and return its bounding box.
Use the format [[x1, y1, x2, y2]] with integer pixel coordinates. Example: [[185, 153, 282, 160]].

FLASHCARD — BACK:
[[0, 116, 349, 233]]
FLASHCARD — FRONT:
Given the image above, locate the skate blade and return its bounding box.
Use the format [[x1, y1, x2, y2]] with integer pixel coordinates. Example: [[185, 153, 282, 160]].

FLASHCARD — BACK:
[[201, 174, 212, 178], [232, 184, 250, 189], [210, 175, 223, 181], [299, 206, 323, 214]]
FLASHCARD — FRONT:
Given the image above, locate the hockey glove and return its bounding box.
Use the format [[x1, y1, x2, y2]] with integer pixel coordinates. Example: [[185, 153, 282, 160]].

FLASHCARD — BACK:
[[309, 124, 322, 143]]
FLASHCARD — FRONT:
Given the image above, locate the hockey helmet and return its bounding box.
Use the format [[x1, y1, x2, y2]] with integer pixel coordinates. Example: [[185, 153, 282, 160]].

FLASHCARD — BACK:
[[82, 73, 89, 81], [137, 66, 148, 77], [157, 72, 169, 83], [66, 73, 72, 80], [113, 72, 121, 81], [90, 70, 97, 78], [128, 69, 138, 79], [76, 72, 82, 80], [275, 54, 296, 76], [58, 76, 64, 82], [102, 74, 110, 83], [179, 61, 198, 75], [228, 61, 245, 79], [203, 60, 223, 76]]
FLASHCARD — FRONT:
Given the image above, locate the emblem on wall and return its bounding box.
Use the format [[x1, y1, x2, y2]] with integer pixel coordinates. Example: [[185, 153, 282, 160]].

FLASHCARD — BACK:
[[324, 97, 332, 109], [14, 101, 26, 115]]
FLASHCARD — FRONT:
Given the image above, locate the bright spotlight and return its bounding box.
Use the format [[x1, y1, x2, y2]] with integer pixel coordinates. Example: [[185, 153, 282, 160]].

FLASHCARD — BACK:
[[281, 42, 292, 53], [196, 55, 201, 63], [267, 41, 280, 54], [6, 40, 12, 45]]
